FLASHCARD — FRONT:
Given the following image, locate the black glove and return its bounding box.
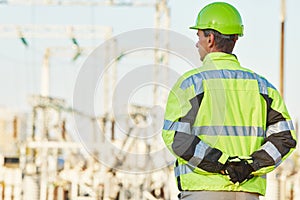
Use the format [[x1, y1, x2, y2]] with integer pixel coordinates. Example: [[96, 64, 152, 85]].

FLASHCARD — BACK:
[[224, 159, 254, 184]]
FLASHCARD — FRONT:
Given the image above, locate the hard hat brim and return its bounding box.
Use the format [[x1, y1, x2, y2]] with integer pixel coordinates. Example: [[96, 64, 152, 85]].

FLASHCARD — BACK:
[[189, 26, 200, 30]]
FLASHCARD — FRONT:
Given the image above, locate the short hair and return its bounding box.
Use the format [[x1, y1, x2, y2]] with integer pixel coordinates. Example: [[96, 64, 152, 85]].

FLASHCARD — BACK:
[[203, 29, 237, 53]]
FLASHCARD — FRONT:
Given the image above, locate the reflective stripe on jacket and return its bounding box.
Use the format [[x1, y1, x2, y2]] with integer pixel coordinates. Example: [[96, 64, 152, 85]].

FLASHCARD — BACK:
[[162, 52, 297, 195]]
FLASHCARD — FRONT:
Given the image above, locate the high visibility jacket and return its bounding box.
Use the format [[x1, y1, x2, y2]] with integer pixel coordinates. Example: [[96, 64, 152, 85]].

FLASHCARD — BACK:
[[162, 52, 297, 195]]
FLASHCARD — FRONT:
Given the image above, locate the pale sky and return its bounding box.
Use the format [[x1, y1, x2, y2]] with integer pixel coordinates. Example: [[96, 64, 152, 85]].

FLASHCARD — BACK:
[[0, 0, 300, 125]]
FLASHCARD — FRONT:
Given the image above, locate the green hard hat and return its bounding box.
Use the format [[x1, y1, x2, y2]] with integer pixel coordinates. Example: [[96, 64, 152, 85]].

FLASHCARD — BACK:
[[190, 2, 244, 36]]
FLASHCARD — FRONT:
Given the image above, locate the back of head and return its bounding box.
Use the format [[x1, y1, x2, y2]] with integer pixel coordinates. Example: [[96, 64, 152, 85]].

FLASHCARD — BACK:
[[191, 2, 243, 53]]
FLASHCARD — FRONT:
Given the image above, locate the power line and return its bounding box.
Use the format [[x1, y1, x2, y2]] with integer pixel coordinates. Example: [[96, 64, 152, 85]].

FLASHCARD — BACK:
[[1, 0, 155, 6]]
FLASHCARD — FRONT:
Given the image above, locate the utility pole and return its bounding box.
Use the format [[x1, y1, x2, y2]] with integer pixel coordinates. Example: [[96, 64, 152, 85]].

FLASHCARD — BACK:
[[279, 2, 287, 199], [153, 0, 170, 106], [279, 0, 286, 97]]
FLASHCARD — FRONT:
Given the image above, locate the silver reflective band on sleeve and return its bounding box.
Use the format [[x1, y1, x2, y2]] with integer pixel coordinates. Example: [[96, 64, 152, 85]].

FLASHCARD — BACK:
[[261, 141, 282, 164], [266, 120, 294, 137], [180, 69, 275, 95], [174, 164, 194, 177], [163, 120, 191, 134], [192, 126, 265, 137], [180, 73, 204, 95], [188, 141, 210, 167]]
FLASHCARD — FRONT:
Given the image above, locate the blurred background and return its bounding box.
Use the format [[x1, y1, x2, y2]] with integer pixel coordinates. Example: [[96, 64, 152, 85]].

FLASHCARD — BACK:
[[0, 0, 299, 199]]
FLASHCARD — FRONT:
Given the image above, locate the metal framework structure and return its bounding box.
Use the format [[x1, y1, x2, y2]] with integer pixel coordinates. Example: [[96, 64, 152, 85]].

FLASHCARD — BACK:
[[0, 1, 172, 199], [0, 24, 112, 39], [0, 24, 113, 97], [0, 0, 170, 107]]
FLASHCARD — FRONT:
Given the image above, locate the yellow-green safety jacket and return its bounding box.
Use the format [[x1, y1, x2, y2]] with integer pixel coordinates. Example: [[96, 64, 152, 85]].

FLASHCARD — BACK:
[[162, 52, 297, 195]]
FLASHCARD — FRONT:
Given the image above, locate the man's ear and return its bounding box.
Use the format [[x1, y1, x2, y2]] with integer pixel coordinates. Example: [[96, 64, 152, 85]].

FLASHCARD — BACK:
[[207, 33, 215, 48]]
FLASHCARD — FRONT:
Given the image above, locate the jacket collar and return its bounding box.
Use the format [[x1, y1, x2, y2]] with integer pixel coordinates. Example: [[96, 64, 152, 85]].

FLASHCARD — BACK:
[[203, 52, 238, 63], [201, 52, 240, 70]]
